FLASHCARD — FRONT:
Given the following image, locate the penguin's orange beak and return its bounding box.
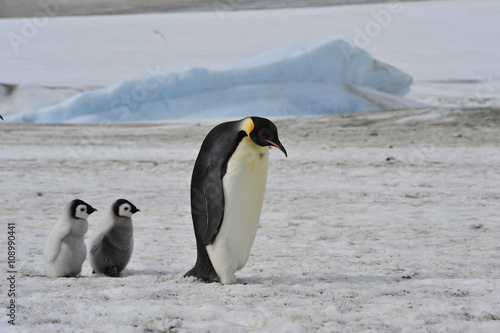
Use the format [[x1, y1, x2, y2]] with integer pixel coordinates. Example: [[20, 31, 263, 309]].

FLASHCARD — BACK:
[[266, 139, 287, 157]]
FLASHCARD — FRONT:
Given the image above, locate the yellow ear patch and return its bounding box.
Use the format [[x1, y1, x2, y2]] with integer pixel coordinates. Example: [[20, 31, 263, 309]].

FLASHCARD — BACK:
[[240, 117, 255, 135]]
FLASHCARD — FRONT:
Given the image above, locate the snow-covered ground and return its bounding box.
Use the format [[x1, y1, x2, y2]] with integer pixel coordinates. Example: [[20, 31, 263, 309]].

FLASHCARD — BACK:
[[1, 0, 500, 118], [1, 0, 500, 331], [1, 108, 500, 332]]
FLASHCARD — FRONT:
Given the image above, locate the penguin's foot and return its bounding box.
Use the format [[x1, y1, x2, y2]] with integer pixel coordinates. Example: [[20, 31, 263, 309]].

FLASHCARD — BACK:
[[101, 266, 121, 277], [185, 267, 220, 283], [63, 273, 79, 278]]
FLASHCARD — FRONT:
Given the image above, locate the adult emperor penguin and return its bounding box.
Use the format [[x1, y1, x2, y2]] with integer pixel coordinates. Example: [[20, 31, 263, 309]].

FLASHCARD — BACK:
[[89, 199, 139, 277], [43, 199, 97, 278], [185, 116, 287, 284]]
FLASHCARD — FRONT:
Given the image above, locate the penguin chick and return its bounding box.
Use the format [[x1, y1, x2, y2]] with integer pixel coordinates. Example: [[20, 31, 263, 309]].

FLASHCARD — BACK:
[[185, 116, 287, 284], [89, 199, 139, 277], [43, 199, 97, 278]]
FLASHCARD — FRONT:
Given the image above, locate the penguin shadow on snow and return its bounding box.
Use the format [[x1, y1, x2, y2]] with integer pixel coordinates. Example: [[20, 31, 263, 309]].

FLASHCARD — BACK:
[[117, 268, 177, 277], [238, 274, 405, 285]]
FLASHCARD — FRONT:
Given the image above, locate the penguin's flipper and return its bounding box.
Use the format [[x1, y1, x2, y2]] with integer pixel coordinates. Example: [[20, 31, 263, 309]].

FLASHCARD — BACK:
[[43, 223, 71, 263], [188, 172, 224, 281], [191, 167, 225, 246], [89, 229, 109, 254], [200, 174, 225, 245]]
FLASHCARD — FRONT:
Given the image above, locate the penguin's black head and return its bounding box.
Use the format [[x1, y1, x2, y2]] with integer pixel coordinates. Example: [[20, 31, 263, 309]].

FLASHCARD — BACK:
[[244, 117, 287, 157], [70, 199, 97, 220], [113, 198, 140, 218]]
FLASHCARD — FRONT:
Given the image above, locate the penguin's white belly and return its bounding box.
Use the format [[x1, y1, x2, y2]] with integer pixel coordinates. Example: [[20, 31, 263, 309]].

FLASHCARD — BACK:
[[206, 137, 269, 284]]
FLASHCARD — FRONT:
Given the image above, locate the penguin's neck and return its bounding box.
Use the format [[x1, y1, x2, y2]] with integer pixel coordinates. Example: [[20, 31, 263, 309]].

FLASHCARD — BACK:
[[69, 219, 88, 237]]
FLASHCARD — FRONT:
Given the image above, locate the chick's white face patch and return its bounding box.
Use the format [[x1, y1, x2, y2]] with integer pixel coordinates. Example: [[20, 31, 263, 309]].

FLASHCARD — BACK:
[[74, 204, 89, 220], [118, 203, 134, 218]]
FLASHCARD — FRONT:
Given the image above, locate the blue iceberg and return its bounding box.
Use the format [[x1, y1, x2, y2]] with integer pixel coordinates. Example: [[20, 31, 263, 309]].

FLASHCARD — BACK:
[[7, 40, 415, 123]]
